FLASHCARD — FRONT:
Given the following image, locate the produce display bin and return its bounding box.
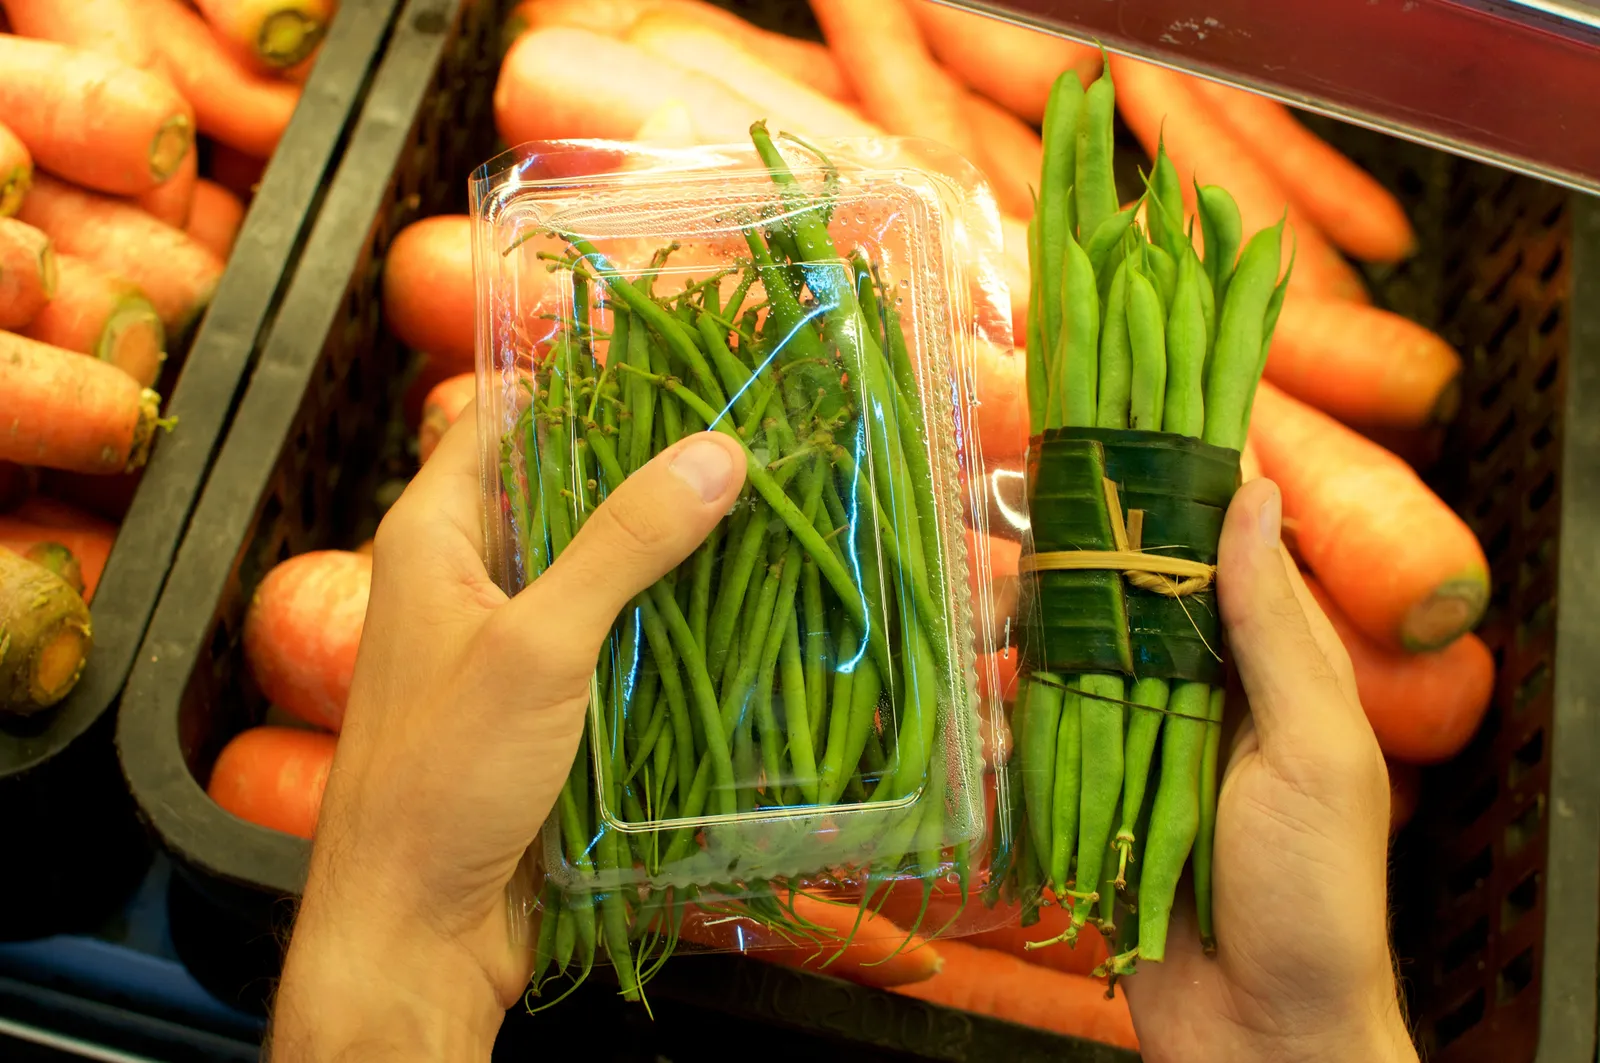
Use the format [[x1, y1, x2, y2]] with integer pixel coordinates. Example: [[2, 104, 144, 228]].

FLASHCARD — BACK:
[[0, 0, 406, 942], [116, 3, 1599, 1061]]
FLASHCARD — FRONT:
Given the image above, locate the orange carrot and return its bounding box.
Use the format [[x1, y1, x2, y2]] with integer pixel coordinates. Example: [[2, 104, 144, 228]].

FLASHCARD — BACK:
[[0, 496, 116, 602], [503, 0, 852, 101], [1194, 79, 1416, 263], [971, 340, 1029, 463], [1305, 574, 1493, 764], [0, 36, 194, 195], [243, 549, 369, 732], [207, 726, 337, 838], [146, 0, 302, 157], [810, 0, 978, 163], [0, 120, 31, 218], [382, 215, 478, 370], [419, 373, 474, 465], [681, 891, 943, 988], [1388, 759, 1420, 833], [977, 648, 1019, 704], [1109, 56, 1369, 304], [876, 883, 1110, 978], [17, 254, 166, 387], [134, 143, 198, 228], [0, 0, 165, 72], [0, 331, 163, 474], [206, 140, 267, 201], [1249, 382, 1488, 650], [625, 16, 878, 140], [18, 174, 224, 340], [185, 178, 247, 260], [194, 0, 335, 70], [958, 88, 1042, 221], [999, 214, 1032, 342], [893, 939, 1140, 1048], [0, 543, 92, 714], [497, 27, 766, 146], [1264, 293, 1462, 428], [0, 217, 55, 329], [909, 1, 1101, 124]]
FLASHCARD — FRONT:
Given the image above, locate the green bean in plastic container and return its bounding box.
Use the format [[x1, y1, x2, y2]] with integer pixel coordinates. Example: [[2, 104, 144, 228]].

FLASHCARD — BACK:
[[471, 126, 1020, 1002]]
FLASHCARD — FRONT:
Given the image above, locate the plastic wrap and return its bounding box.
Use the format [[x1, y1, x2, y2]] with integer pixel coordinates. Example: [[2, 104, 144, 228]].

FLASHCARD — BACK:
[[472, 128, 1019, 991]]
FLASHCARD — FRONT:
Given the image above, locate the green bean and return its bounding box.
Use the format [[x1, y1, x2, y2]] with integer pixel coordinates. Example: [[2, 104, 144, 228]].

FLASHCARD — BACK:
[[553, 901, 576, 973], [1083, 204, 1140, 282], [1039, 71, 1086, 355], [724, 268, 756, 325], [624, 681, 669, 786], [1015, 675, 1059, 867], [1196, 183, 1243, 303], [698, 312, 756, 425], [1096, 796, 1122, 930], [1113, 678, 1170, 886], [1202, 218, 1285, 450], [842, 655, 886, 798], [1094, 259, 1131, 429], [636, 599, 696, 801], [706, 506, 770, 685], [1126, 263, 1167, 431], [1151, 143, 1186, 262], [1195, 248, 1218, 383], [1164, 246, 1207, 438], [802, 558, 827, 749], [1195, 685, 1225, 952], [1241, 251, 1295, 439], [1138, 681, 1208, 962], [1144, 241, 1177, 312], [1026, 213, 1049, 435], [725, 558, 784, 735], [1048, 678, 1082, 897], [1075, 64, 1119, 241], [687, 523, 720, 652], [532, 882, 562, 990], [817, 619, 860, 805], [828, 443, 940, 638], [880, 299, 949, 628], [645, 333, 684, 445], [982, 742, 1026, 909], [852, 250, 885, 353], [1056, 232, 1100, 428], [780, 612, 818, 803], [1070, 673, 1125, 932]]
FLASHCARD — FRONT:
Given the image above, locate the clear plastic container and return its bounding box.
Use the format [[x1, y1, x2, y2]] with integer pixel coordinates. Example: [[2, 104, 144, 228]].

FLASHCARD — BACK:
[[472, 129, 1018, 985]]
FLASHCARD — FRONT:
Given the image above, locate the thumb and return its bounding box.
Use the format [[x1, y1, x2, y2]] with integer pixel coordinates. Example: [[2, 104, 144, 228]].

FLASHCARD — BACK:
[[1216, 478, 1362, 750], [501, 430, 746, 660]]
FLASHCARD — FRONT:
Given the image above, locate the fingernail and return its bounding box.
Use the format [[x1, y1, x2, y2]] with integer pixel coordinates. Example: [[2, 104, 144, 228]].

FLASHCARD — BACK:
[[1259, 485, 1282, 548], [670, 436, 735, 503]]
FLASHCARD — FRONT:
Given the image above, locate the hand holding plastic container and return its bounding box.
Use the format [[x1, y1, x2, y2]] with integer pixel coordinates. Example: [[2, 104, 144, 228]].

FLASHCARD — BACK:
[[472, 124, 1018, 1000]]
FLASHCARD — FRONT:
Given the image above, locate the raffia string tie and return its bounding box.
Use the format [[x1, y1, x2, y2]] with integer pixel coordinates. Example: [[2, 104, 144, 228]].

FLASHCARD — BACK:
[[1017, 477, 1216, 598]]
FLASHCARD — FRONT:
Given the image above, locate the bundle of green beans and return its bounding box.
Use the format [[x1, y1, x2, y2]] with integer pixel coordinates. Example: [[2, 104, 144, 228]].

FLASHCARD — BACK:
[[498, 124, 980, 1003], [1011, 62, 1291, 977]]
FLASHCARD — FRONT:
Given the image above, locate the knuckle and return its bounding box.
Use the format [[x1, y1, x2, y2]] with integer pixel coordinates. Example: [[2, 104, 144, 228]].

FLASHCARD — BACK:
[[594, 492, 670, 559]]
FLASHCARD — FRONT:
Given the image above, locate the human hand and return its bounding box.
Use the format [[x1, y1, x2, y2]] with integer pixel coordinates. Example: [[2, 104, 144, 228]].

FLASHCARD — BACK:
[[1121, 478, 1418, 1063], [270, 407, 747, 1061]]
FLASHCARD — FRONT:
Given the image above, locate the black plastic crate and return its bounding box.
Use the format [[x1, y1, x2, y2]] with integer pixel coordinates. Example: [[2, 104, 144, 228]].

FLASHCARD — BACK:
[[0, 0, 406, 942], [117, 4, 1599, 1060]]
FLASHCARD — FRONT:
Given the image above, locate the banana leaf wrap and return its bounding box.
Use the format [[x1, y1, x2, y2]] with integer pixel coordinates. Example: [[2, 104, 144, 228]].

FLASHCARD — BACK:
[[1023, 427, 1240, 686]]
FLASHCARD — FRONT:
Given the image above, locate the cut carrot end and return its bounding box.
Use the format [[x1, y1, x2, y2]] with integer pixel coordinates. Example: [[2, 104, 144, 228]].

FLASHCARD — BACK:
[[0, 168, 27, 218], [103, 303, 167, 388], [149, 117, 195, 183], [1400, 572, 1488, 651], [32, 621, 90, 705], [258, 10, 327, 68], [38, 241, 57, 300]]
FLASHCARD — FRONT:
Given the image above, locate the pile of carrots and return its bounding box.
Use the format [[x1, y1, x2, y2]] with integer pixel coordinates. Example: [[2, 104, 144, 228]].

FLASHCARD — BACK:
[[209, 0, 1500, 1048], [0, 0, 332, 714]]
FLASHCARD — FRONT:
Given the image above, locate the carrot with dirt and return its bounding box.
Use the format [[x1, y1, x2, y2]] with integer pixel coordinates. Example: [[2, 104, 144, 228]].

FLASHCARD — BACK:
[[134, 145, 198, 228], [1264, 293, 1462, 428], [0, 121, 30, 218], [1249, 382, 1489, 650], [419, 373, 474, 465], [18, 174, 224, 340], [892, 939, 1140, 1048], [1305, 574, 1494, 763], [1194, 79, 1416, 262], [145, 0, 303, 157], [18, 254, 166, 387], [908, 0, 1101, 124], [0, 543, 92, 714], [502, 0, 853, 101], [0, 331, 165, 474], [809, 0, 978, 163], [625, 16, 879, 140], [0, 0, 166, 71], [194, 0, 335, 71], [0, 218, 55, 329], [0, 35, 194, 196], [17, 542, 85, 596], [243, 549, 370, 732], [208, 726, 338, 838], [0, 496, 116, 601], [185, 178, 248, 259], [1109, 55, 1368, 304]]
